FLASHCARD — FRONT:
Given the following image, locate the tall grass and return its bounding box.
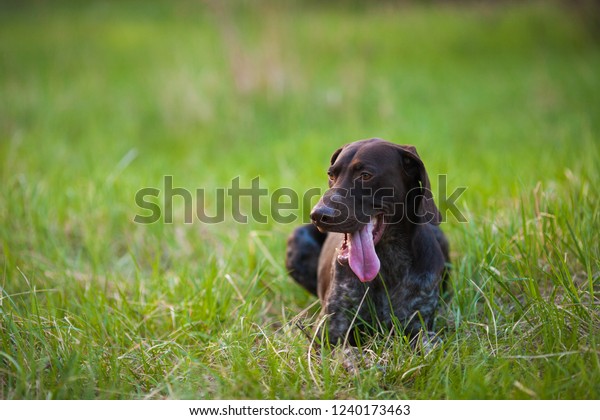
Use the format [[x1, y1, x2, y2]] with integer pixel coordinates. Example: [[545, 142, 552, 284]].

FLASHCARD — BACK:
[[0, 1, 599, 399]]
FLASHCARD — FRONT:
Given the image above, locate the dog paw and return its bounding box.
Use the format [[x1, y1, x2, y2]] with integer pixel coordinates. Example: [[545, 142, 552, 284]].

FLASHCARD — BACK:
[[337, 347, 384, 374], [410, 331, 442, 354]]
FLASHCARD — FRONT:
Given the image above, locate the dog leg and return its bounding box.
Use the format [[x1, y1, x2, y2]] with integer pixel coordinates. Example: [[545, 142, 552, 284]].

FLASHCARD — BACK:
[[285, 224, 326, 296]]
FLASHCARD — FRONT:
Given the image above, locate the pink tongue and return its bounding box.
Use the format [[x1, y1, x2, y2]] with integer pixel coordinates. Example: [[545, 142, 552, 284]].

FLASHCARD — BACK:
[[348, 221, 380, 282]]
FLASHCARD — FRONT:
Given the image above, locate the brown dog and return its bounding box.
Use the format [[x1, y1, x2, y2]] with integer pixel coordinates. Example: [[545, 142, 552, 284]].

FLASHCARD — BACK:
[[286, 138, 449, 346]]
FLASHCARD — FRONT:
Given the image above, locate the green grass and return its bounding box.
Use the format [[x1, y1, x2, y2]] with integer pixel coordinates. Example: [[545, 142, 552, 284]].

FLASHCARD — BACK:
[[1, 0, 599, 399]]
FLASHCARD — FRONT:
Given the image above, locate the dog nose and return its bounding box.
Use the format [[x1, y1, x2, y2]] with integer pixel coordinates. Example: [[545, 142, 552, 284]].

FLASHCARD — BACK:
[[310, 203, 337, 225]]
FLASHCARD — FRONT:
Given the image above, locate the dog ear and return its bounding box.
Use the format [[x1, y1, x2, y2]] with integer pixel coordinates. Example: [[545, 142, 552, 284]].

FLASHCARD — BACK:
[[330, 147, 344, 165], [397, 145, 441, 225]]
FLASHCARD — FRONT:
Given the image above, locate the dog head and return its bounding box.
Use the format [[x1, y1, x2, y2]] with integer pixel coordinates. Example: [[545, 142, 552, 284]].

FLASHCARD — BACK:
[[310, 138, 440, 281]]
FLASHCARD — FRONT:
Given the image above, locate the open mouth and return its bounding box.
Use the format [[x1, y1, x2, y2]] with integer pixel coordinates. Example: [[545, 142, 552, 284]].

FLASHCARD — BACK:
[[337, 214, 385, 282]]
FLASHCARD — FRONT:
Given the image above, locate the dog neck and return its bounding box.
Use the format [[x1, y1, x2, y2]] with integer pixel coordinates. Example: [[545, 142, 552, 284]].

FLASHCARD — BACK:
[[375, 224, 412, 274]]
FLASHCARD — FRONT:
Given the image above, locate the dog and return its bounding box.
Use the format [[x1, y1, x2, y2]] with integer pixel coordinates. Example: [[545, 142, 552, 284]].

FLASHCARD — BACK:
[[286, 138, 449, 346]]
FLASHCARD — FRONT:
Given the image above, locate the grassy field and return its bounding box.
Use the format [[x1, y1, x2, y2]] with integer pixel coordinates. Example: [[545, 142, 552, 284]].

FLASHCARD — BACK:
[[1, 0, 599, 399]]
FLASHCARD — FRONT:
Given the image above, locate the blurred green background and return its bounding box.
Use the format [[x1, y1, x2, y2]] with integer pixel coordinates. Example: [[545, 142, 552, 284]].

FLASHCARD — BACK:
[[0, 0, 599, 399]]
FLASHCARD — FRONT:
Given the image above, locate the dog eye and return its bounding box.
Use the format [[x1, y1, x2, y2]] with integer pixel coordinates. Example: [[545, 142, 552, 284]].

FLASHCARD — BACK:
[[360, 172, 372, 181], [327, 172, 335, 182]]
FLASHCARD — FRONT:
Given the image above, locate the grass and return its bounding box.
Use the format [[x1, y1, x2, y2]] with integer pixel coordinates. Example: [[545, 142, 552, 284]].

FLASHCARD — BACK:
[[1, 0, 599, 399]]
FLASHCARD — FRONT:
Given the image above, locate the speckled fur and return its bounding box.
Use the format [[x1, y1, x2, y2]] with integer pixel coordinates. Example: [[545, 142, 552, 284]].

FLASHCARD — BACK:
[[316, 225, 446, 345]]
